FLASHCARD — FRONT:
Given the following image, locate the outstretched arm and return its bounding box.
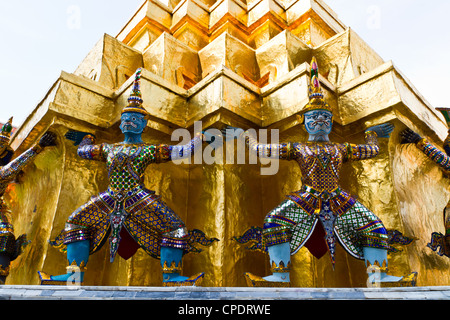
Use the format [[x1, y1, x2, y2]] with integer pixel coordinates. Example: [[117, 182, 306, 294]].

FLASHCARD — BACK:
[[344, 123, 393, 162], [168, 132, 205, 162], [401, 128, 450, 171], [344, 131, 380, 162], [0, 131, 56, 181], [65, 130, 106, 161], [149, 132, 205, 164], [443, 131, 450, 156], [245, 132, 295, 160], [223, 127, 295, 160]]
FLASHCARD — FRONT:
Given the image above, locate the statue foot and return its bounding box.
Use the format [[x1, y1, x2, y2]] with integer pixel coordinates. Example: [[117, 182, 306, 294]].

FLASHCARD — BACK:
[[368, 272, 418, 288], [263, 272, 290, 282], [163, 272, 189, 282], [38, 271, 84, 286], [244, 272, 290, 287], [162, 272, 204, 287]]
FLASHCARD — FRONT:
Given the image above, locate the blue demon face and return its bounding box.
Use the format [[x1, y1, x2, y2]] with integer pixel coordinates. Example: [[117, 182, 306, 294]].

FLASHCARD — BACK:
[[303, 109, 333, 139], [119, 112, 148, 135]]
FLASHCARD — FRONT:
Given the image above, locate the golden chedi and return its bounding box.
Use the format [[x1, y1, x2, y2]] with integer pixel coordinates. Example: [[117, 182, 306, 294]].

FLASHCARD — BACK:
[[4, 0, 450, 287]]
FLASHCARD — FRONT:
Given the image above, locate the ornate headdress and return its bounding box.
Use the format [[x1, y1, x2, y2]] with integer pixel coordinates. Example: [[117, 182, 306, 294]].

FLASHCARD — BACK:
[[121, 68, 150, 118], [0, 117, 13, 157], [299, 57, 332, 117]]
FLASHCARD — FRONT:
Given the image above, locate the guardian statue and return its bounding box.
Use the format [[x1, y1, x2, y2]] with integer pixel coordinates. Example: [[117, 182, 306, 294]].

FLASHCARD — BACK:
[[231, 58, 417, 287], [38, 69, 218, 286]]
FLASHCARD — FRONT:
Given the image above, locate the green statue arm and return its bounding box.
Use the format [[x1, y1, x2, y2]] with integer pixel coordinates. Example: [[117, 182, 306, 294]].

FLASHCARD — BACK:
[[149, 132, 205, 164], [0, 131, 56, 181], [67, 131, 107, 162], [342, 123, 393, 162], [416, 139, 450, 171], [443, 131, 450, 156], [241, 129, 295, 161], [343, 131, 380, 162], [400, 128, 450, 171]]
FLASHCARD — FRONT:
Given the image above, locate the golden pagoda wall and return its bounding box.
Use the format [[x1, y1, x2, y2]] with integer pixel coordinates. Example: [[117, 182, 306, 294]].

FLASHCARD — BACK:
[[4, 0, 450, 287]]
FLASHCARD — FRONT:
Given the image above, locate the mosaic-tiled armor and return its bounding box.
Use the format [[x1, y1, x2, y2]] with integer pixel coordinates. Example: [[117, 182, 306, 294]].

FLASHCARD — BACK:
[[51, 132, 207, 261], [401, 127, 450, 258], [245, 131, 390, 264], [237, 58, 417, 287], [0, 118, 56, 283], [38, 69, 218, 286]]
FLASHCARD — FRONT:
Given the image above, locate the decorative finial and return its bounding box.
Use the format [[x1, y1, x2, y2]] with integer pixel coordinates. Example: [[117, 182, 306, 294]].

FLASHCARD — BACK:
[[121, 68, 150, 118], [311, 57, 319, 79], [0, 117, 13, 142], [1, 117, 13, 135], [300, 57, 332, 115], [0, 117, 14, 158]]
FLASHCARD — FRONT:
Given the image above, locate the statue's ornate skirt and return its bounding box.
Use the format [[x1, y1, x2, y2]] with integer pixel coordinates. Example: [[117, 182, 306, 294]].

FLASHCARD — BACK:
[[263, 199, 390, 260]]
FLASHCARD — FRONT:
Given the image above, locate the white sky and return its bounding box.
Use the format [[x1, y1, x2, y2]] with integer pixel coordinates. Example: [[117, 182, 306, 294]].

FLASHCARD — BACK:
[[0, 0, 449, 127]]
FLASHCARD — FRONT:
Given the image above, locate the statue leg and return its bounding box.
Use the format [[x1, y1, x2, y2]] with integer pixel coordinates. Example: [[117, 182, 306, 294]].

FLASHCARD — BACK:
[[38, 223, 91, 285], [0, 208, 29, 284], [427, 204, 450, 257], [364, 247, 417, 286], [38, 240, 89, 285], [337, 201, 417, 287], [38, 194, 111, 285], [159, 228, 204, 286], [160, 246, 188, 282], [442, 205, 450, 257], [141, 199, 204, 286], [263, 242, 291, 282], [244, 200, 304, 287], [363, 245, 417, 287], [364, 247, 402, 283], [244, 242, 291, 286]]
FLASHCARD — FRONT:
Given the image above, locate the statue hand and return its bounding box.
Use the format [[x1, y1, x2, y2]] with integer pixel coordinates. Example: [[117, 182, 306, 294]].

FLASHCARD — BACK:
[[366, 123, 394, 138], [220, 126, 244, 141], [64, 130, 94, 146], [38, 131, 57, 148], [400, 128, 422, 144]]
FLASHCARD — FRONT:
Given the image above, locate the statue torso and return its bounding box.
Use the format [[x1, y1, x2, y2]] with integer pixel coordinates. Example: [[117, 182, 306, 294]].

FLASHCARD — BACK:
[[105, 143, 157, 193], [294, 142, 345, 192]]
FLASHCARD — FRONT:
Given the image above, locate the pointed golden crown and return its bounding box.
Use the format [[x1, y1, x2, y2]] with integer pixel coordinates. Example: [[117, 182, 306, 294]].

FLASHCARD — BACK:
[[122, 68, 150, 118], [300, 57, 332, 115]]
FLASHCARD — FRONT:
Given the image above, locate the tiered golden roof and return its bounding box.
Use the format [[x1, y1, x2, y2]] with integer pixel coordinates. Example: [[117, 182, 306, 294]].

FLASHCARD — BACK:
[[117, 0, 344, 51]]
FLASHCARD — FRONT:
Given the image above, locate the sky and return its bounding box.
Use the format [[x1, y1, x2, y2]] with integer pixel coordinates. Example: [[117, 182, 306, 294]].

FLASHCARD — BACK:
[[0, 0, 449, 127]]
